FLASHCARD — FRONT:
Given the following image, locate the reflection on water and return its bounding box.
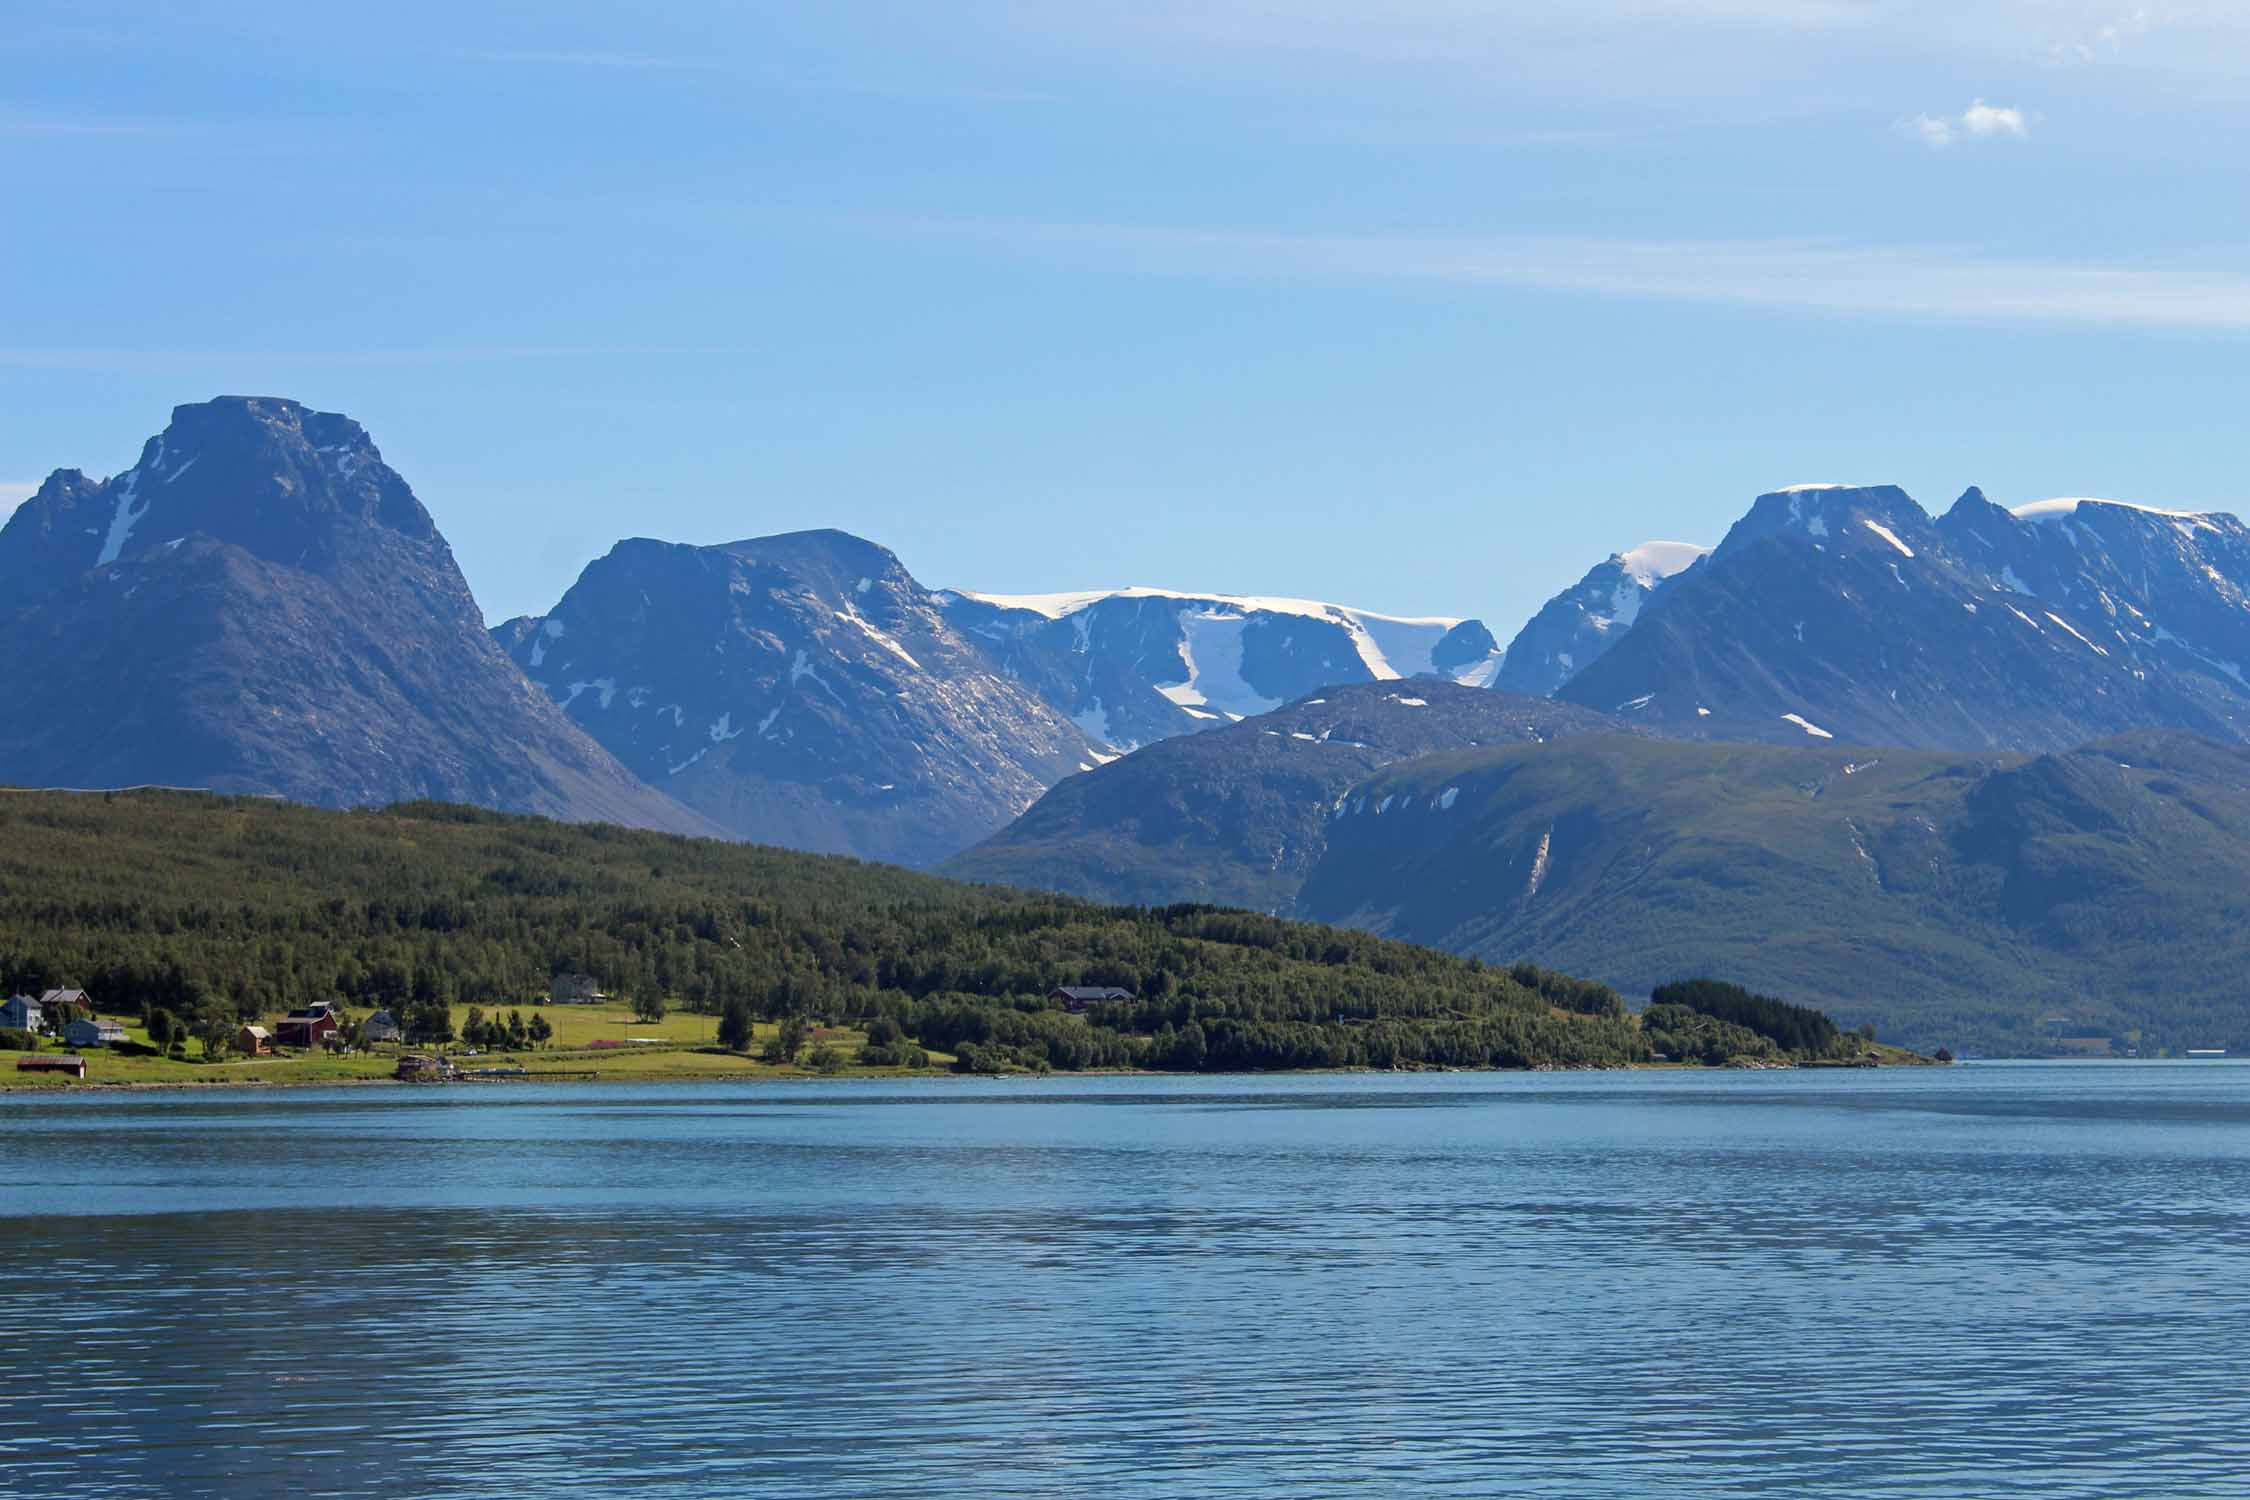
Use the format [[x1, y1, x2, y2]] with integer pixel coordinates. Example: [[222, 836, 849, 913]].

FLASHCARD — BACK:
[[5, 1066, 2249, 1498]]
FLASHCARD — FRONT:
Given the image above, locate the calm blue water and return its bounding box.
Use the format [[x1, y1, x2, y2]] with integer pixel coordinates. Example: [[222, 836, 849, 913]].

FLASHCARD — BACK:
[[5, 1064, 2249, 1499]]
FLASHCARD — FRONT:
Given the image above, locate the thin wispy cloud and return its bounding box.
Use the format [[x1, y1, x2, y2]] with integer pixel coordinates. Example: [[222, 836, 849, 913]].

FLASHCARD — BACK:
[[1906, 99, 2031, 147], [991, 1, 2250, 91], [0, 345, 758, 375], [449, 49, 702, 70], [0, 108, 199, 138], [905, 216, 2250, 333]]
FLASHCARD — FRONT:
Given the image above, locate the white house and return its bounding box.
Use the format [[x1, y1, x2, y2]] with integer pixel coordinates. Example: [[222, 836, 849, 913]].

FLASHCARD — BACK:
[[0, 995, 40, 1032], [64, 1017, 128, 1049]]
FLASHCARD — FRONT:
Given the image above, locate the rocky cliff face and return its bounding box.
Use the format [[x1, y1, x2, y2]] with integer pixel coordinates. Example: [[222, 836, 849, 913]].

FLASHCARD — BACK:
[[0, 397, 721, 833], [1554, 483, 2250, 750], [495, 530, 1100, 866]]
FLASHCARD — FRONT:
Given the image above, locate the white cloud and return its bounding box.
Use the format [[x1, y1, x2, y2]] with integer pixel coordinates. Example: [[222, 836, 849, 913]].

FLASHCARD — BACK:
[[1907, 114, 1959, 146], [902, 215, 2250, 333], [1905, 98, 2029, 147], [1961, 99, 2030, 136]]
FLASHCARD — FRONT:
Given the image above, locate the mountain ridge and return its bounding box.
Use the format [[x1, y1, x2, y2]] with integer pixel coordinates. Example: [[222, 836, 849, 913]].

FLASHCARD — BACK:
[[0, 397, 723, 835]]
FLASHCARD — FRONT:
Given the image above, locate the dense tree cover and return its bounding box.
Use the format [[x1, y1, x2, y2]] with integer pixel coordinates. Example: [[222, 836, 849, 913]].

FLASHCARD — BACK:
[[1650, 979, 1845, 1057], [0, 789, 1815, 1073]]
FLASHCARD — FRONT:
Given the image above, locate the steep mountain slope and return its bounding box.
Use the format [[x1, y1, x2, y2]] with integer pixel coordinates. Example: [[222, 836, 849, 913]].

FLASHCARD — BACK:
[[939, 680, 1636, 910], [936, 587, 1504, 751], [496, 531, 1098, 866], [1555, 483, 2250, 750], [1496, 540, 1710, 696], [0, 397, 719, 834], [1299, 730, 2250, 1054]]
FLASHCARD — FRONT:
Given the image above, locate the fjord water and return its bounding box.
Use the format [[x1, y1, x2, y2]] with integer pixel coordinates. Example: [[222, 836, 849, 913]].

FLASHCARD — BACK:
[[6, 1067, 2248, 1499]]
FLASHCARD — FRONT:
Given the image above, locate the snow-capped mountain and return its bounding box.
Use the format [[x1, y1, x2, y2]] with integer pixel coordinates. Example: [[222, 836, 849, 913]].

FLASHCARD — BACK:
[[0, 397, 720, 833], [1495, 540, 1710, 696], [935, 586, 1503, 752], [1554, 482, 2250, 749], [495, 530, 1101, 866]]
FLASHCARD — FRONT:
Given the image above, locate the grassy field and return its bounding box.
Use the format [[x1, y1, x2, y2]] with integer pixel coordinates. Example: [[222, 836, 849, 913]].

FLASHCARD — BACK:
[[2, 1004, 953, 1090], [3, 992, 1933, 1090]]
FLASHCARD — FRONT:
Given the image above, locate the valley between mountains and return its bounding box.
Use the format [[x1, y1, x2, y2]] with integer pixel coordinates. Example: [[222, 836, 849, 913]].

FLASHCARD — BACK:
[[8, 398, 2250, 1054]]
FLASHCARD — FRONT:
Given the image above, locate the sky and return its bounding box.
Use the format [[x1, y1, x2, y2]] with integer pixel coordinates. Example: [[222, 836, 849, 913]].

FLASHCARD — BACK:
[[5, 2, 2250, 636]]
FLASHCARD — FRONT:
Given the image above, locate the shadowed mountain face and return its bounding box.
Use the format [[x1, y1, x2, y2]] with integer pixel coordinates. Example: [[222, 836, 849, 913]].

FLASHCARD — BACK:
[[0, 397, 721, 834], [1495, 540, 1710, 697], [939, 679, 1638, 911], [1299, 729, 2250, 1054], [494, 531, 1101, 866], [1552, 484, 2250, 750]]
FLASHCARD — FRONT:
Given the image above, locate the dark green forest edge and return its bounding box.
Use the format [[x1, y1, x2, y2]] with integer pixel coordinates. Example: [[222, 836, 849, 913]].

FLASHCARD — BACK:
[[0, 791, 1909, 1080]]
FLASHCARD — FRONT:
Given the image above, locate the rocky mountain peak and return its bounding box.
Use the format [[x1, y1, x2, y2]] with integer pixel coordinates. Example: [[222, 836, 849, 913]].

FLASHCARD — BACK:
[[1494, 537, 1713, 697], [0, 398, 719, 833], [1716, 483, 1930, 561], [500, 527, 1098, 866], [0, 395, 438, 607]]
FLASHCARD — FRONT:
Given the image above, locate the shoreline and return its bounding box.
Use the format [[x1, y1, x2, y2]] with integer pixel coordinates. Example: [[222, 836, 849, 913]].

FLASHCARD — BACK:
[[2, 1054, 1947, 1095]]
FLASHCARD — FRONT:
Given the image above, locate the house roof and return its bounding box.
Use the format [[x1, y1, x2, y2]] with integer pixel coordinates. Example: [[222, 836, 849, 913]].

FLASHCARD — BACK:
[[240, 1026, 270, 1038], [69, 1017, 125, 1034], [38, 989, 90, 1007], [1052, 986, 1135, 1001]]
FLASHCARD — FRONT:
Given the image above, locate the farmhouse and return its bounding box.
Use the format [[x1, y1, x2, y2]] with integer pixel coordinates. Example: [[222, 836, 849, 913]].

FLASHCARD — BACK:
[[274, 1005, 340, 1050], [64, 1017, 128, 1048], [38, 988, 92, 1015], [1050, 986, 1135, 1013], [362, 1009, 402, 1043], [0, 995, 41, 1032], [551, 973, 606, 1005]]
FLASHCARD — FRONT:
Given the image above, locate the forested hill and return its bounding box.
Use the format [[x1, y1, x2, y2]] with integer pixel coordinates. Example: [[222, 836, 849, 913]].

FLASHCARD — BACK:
[[0, 788, 1666, 1073]]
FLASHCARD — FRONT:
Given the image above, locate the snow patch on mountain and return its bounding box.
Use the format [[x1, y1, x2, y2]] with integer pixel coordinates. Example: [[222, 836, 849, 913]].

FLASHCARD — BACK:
[[1861, 520, 1916, 558], [961, 585, 1481, 682], [1155, 611, 1283, 720], [94, 468, 149, 568]]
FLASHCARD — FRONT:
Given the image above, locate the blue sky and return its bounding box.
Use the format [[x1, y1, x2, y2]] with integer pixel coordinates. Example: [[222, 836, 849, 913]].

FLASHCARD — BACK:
[[5, 2, 2249, 635]]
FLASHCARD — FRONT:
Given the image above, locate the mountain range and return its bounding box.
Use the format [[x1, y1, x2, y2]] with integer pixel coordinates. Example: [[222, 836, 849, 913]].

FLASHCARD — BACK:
[[1556, 483, 2250, 750], [13, 395, 2250, 1051]]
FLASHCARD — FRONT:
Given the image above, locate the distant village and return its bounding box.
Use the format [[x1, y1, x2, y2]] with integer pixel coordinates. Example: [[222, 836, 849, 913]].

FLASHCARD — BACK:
[[4, 973, 632, 1083]]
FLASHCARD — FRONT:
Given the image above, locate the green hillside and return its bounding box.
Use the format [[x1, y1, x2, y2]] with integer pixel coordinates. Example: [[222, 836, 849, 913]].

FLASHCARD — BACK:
[[1299, 731, 2250, 1055], [939, 680, 1635, 911], [0, 787, 1686, 1075]]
